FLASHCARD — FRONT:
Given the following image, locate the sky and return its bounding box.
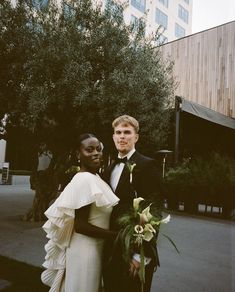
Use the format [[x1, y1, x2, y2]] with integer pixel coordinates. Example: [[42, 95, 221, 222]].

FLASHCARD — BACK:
[[192, 0, 235, 33]]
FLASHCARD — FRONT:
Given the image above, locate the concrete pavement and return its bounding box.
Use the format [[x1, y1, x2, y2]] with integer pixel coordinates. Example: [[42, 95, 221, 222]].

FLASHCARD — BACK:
[[0, 185, 46, 267], [0, 184, 234, 291], [153, 213, 235, 292]]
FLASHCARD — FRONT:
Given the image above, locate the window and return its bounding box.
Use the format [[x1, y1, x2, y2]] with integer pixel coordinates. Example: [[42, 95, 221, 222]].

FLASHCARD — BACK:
[[156, 34, 168, 45], [130, 15, 146, 35], [32, 0, 49, 10], [155, 8, 168, 29], [175, 23, 185, 38], [131, 0, 146, 13], [178, 4, 189, 24], [158, 0, 168, 8]]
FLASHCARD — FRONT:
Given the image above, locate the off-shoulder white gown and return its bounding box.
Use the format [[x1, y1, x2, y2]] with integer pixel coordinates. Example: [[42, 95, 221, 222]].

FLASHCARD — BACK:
[[41, 172, 119, 292]]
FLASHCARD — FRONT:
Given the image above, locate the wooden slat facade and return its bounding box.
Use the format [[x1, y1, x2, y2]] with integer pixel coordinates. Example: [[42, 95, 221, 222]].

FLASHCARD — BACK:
[[160, 21, 235, 118]]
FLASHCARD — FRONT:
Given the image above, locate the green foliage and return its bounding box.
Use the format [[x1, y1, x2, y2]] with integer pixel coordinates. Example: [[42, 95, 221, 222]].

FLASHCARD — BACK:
[[0, 0, 175, 156], [164, 158, 193, 195], [0, 0, 36, 116], [165, 153, 235, 206]]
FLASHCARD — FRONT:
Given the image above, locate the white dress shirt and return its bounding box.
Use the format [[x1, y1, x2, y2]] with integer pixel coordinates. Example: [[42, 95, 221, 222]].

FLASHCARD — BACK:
[[110, 148, 136, 192]]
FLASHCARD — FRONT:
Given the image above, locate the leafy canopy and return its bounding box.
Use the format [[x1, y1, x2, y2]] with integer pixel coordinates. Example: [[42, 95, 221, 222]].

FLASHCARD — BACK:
[[0, 0, 175, 156]]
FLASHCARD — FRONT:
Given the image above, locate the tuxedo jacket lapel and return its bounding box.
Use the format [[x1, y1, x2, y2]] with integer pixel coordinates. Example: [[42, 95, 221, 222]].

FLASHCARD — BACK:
[[115, 151, 139, 195], [115, 164, 129, 195], [104, 151, 141, 195], [104, 162, 116, 187]]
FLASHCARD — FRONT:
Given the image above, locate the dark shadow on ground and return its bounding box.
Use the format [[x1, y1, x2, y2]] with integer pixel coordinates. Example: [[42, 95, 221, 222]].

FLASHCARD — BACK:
[[0, 255, 48, 292]]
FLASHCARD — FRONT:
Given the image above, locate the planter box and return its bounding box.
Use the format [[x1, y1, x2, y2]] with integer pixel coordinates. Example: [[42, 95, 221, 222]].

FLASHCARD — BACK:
[[11, 175, 30, 185]]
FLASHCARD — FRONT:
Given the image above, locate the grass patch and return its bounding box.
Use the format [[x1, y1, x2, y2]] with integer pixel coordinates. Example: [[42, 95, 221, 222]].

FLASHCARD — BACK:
[[9, 170, 32, 175], [0, 170, 32, 175], [0, 255, 48, 291]]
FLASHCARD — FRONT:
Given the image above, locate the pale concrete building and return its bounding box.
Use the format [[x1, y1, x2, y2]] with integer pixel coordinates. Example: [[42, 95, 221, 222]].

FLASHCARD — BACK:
[[117, 0, 193, 43], [93, 0, 192, 43], [26, 0, 192, 43]]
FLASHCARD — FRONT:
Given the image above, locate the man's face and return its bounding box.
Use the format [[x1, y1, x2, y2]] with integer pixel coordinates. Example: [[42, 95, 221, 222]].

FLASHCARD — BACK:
[[113, 123, 139, 156]]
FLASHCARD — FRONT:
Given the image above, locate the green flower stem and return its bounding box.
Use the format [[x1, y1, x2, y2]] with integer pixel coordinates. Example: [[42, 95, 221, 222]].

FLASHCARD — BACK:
[[139, 244, 145, 292]]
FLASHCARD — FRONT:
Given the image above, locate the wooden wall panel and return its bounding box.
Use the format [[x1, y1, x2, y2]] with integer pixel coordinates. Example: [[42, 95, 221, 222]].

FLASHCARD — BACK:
[[160, 21, 235, 118]]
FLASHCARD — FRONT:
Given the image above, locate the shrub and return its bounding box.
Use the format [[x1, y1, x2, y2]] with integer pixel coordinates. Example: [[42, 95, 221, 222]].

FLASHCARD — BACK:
[[164, 153, 235, 217]]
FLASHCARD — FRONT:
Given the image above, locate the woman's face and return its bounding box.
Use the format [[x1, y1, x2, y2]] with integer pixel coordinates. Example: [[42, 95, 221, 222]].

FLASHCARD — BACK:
[[79, 137, 103, 173]]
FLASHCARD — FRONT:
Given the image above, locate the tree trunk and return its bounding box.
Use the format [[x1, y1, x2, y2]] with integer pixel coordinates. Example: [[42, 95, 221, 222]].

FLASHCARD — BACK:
[[23, 170, 59, 222], [167, 197, 179, 211], [221, 206, 232, 219], [184, 199, 198, 214]]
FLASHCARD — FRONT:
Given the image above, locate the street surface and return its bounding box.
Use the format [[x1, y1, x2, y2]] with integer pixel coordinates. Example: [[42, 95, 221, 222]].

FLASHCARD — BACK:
[[0, 185, 234, 292]]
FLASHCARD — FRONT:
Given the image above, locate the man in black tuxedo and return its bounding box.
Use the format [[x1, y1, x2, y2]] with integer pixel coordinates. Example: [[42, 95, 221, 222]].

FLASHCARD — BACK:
[[103, 115, 163, 292]]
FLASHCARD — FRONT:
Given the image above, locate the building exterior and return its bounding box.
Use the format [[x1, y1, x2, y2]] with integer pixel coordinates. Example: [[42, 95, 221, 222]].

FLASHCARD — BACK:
[[160, 21, 235, 162], [28, 0, 192, 43], [121, 0, 193, 43], [160, 21, 235, 119]]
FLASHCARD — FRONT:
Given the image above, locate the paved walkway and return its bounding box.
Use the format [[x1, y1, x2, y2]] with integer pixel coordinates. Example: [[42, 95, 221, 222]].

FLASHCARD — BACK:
[[0, 185, 46, 267], [0, 185, 234, 291]]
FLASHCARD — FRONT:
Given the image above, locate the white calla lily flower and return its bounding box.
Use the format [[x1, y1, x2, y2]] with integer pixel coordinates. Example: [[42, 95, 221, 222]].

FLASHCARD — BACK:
[[138, 213, 148, 224], [144, 223, 156, 234], [134, 225, 144, 234], [161, 214, 171, 224], [133, 197, 144, 210], [128, 163, 136, 172], [143, 231, 154, 242], [141, 205, 153, 221]]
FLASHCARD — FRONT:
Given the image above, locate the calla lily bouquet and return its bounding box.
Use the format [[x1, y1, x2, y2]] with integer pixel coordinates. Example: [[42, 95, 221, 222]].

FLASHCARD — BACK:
[[115, 197, 178, 292]]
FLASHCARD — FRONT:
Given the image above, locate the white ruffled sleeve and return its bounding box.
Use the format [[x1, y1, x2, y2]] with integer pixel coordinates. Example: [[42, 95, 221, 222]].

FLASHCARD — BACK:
[[41, 172, 119, 292]]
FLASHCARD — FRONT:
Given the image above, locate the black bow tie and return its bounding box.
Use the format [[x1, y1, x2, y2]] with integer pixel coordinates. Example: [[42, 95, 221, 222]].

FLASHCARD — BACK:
[[114, 157, 127, 165]]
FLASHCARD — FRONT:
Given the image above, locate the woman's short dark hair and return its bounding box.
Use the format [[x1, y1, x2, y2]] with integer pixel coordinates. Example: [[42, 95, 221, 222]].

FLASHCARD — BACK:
[[77, 133, 97, 149]]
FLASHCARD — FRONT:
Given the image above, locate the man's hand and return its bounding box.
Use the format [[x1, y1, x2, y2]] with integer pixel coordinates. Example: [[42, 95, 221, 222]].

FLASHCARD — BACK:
[[129, 258, 140, 277]]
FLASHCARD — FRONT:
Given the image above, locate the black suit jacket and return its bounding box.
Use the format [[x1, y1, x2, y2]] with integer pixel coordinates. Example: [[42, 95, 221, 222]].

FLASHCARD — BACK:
[[103, 151, 163, 265]]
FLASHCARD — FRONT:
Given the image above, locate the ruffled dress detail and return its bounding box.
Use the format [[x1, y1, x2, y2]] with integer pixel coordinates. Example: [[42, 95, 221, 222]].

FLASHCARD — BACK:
[[41, 172, 119, 292]]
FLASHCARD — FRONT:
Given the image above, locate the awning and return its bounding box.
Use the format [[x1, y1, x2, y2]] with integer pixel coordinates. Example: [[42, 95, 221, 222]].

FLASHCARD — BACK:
[[178, 97, 235, 130]]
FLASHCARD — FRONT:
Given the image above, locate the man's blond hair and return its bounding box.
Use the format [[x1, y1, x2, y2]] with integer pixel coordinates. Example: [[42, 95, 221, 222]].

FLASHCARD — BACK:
[[112, 115, 139, 133]]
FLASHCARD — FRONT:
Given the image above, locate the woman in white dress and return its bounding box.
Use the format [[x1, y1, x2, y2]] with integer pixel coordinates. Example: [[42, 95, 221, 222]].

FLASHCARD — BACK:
[[41, 134, 119, 292]]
